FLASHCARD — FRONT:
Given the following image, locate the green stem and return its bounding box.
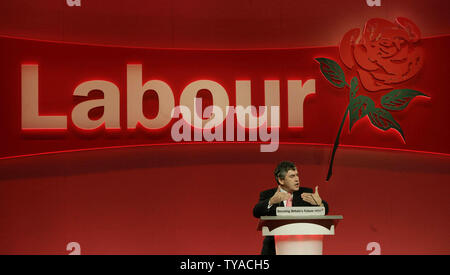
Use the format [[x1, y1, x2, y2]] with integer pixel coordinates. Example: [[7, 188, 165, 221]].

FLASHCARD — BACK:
[[326, 105, 349, 181]]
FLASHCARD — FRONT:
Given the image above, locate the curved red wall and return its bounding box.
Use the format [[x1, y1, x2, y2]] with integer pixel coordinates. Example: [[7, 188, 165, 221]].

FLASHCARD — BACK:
[[0, 0, 449, 255]]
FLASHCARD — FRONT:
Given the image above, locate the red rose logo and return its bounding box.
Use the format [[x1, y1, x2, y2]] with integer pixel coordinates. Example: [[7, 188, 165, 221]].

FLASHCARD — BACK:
[[315, 17, 430, 181], [339, 18, 423, 91]]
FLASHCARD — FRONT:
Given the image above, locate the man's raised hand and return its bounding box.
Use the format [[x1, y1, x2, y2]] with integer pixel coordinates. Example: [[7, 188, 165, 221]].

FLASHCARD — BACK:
[[269, 186, 292, 205], [301, 186, 323, 206]]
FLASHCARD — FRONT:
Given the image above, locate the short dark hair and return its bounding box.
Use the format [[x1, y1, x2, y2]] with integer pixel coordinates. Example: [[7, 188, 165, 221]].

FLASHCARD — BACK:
[[274, 161, 297, 185]]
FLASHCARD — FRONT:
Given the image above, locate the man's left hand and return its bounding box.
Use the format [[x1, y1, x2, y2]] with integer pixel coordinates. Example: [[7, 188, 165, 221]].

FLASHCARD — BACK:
[[301, 186, 323, 206]]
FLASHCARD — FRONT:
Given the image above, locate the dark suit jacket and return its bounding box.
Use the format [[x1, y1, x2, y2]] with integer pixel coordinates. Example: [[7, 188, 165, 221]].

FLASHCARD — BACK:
[[253, 187, 329, 255]]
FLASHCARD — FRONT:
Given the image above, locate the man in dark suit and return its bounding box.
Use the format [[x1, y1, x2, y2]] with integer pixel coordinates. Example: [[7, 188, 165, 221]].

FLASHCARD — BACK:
[[253, 161, 329, 255]]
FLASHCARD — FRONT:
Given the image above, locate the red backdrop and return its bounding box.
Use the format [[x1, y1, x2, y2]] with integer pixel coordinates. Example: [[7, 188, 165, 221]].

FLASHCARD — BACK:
[[0, 0, 449, 254]]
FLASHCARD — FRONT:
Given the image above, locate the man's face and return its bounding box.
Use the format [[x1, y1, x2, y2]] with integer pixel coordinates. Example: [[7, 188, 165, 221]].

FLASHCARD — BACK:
[[279, 168, 300, 193]]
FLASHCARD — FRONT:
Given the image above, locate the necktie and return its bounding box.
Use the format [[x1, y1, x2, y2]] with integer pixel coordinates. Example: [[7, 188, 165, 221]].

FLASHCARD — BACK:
[[286, 195, 293, 207]]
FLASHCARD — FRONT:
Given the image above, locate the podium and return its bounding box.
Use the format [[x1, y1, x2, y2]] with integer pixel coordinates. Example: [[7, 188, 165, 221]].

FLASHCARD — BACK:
[[257, 215, 343, 255]]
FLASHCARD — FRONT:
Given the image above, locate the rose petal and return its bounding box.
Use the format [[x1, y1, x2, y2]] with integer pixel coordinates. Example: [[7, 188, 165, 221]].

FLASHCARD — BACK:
[[391, 40, 408, 61], [354, 44, 379, 71], [396, 17, 421, 42], [357, 69, 392, 91], [364, 18, 408, 42], [375, 46, 423, 84], [377, 57, 404, 76], [371, 71, 393, 81], [339, 28, 360, 68], [378, 44, 398, 58], [386, 47, 424, 84]]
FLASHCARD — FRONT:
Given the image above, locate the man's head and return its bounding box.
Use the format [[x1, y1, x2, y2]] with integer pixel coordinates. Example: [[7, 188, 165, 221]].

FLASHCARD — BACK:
[[274, 161, 300, 193]]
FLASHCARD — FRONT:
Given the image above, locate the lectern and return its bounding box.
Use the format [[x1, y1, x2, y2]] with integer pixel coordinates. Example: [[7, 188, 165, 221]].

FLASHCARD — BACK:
[[257, 215, 343, 255]]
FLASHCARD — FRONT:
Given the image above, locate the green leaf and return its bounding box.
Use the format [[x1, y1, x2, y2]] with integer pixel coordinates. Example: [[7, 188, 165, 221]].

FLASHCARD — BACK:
[[315, 58, 346, 88], [349, 95, 375, 131], [349, 77, 359, 100], [381, 89, 429, 111], [368, 108, 405, 140]]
